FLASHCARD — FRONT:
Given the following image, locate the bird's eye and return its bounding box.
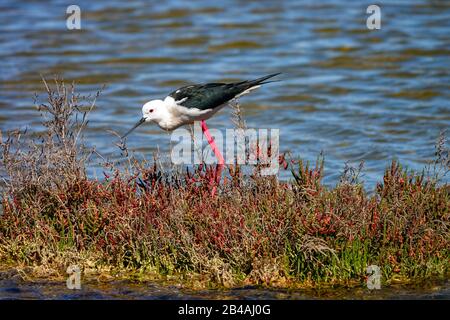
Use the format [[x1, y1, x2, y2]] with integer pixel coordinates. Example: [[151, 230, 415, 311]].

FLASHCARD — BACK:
[[149, 109, 154, 113]]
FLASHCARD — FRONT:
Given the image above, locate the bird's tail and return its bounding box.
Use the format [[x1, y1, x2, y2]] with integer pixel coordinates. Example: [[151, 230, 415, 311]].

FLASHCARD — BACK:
[[232, 73, 281, 93], [232, 73, 281, 99], [249, 73, 282, 86]]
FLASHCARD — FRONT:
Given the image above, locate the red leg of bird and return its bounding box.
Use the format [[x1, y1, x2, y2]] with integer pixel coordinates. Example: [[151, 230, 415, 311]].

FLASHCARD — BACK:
[[201, 120, 224, 196]]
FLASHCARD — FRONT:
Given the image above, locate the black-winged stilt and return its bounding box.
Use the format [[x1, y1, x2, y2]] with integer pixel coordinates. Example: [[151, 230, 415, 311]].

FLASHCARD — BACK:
[[122, 73, 281, 194]]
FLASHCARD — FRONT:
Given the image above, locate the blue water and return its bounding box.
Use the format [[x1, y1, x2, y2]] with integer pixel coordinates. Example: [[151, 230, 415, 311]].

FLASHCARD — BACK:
[[0, 0, 449, 187]]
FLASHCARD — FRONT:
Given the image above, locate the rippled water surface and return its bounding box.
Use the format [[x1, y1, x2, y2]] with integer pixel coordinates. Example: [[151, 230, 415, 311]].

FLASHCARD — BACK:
[[1, 0, 449, 185]]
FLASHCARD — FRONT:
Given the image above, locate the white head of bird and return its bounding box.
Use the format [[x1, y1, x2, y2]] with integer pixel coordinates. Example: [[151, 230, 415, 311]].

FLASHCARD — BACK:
[[142, 99, 167, 123], [141, 96, 188, 131], [121, 98, 174, 138]]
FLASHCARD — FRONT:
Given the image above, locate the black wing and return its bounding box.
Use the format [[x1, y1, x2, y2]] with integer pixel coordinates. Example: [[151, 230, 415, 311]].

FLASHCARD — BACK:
[[168, 73, 280, 110]]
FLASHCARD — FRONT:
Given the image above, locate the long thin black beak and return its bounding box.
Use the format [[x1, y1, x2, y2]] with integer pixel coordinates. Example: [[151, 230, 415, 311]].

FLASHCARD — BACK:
[[121, 117, 145, 139]]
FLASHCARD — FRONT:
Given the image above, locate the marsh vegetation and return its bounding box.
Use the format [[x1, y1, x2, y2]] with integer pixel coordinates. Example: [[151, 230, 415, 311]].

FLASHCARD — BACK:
[[0, 80, 448, 289]]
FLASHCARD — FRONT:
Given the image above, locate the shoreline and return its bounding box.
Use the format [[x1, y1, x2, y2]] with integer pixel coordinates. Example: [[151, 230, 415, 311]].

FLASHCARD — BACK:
[[0, 265, 448, 299], [0, 260, 448, 290]]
